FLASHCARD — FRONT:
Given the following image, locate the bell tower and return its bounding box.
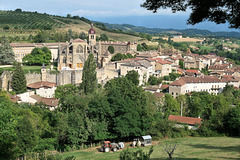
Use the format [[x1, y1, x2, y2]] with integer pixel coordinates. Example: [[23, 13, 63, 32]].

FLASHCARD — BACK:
[[41, 63, 47, 81], [88, 23, 96, 47]]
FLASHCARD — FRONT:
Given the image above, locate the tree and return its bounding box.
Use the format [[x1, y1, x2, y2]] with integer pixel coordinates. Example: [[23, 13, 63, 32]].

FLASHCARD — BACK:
[[179, 60, 184, 69], [79, 32, 87, 40], [105, 77, 151, 138], [108, 45, 114, 54], [67, 14, 72, 18], [34, 31, 47, 43], [82, 53, 97, 94], [23, 47, 52, 65], [0, 36, 15, 65], [141, 0, 240, 29], [161, 142, 177, 160], [126, 70, 140, 86], [120, 146, 154, 160], [148, 76, 159, 85], [11, 63, 27, 94], [99, 34, 109, 41], [111, 53, 126, 61]]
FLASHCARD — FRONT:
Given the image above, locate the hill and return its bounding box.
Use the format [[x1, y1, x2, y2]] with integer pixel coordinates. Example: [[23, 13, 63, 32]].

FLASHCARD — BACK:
[[103, 23, 240, 38], [0, 10, 141, 42]]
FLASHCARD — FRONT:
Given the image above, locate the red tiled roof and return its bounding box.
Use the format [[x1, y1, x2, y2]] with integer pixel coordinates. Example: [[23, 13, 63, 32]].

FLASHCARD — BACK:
[[153, 92, 165, 98], [168, 115, 202, 125], [186, 70, 199, 74], [177, 68, 184, 73], [160, 84, 169, 90], [170, 76, 225, 86], [27, 81, 57, 89], [30, 95, 59, 107]]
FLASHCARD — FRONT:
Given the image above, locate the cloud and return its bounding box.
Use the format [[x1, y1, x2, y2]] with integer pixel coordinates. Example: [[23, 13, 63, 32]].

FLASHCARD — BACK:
[[72, 8, 189, 17]]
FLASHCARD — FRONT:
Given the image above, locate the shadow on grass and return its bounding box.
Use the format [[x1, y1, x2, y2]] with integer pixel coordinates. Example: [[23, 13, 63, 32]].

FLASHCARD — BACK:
[[151, 158, 202, 160], [188, 144, 240, 153]]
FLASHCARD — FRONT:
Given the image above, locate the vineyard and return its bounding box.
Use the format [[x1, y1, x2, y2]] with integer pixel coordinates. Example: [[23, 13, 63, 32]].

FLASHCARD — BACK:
[[0, 10, 141, 42], [0, 10, 65, 30]]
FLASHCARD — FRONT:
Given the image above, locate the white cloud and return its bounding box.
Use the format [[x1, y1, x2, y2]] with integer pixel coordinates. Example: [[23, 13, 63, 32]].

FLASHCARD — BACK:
[[72, 8, 189, 17]]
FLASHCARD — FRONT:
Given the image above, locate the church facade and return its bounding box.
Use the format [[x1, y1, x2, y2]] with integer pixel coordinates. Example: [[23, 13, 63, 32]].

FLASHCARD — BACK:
[[57, 23, 137, 70]]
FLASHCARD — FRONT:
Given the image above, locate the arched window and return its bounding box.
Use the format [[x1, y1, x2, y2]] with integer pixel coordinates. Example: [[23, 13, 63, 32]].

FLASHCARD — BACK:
[[76, 45, 83, 53]]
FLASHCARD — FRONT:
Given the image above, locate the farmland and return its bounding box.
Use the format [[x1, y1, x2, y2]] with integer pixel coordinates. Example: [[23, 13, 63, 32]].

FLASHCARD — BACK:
[[0, 10, 141, 42], [162, 37, 204, 42], [60, 137, 240, 160]]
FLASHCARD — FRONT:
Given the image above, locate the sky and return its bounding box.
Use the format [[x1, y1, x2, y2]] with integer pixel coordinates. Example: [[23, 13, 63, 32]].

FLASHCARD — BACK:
[[1, 0, 240, 32]]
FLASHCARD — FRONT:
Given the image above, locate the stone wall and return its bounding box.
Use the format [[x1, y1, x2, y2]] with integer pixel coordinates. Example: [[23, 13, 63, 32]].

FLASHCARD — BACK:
[[25, 73, 41, 85]]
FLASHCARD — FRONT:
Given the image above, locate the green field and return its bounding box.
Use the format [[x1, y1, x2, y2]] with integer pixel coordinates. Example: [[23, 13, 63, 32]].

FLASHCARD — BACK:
[[60, 137, 240, 160], [0, 65, 51, 75], [0, 10, 141, 42]]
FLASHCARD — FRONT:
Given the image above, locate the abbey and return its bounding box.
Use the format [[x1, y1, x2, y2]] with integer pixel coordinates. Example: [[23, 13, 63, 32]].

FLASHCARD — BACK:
[[57, 23, 137, 70]]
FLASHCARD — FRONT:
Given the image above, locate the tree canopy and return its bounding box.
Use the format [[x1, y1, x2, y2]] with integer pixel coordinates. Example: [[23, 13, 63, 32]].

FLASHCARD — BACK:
[[11, 63, 27, 94], [0, 36, 15, 65], [23, 47, 52, 65], [82, 53, 97, 95], [141, 0, 240, 29]]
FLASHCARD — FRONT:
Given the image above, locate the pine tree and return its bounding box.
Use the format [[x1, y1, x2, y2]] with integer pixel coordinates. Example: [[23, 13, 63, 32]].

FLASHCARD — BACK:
[[0, 36, 15, 65], [11, 63, 27, 94], [82, 53, 97, 94]]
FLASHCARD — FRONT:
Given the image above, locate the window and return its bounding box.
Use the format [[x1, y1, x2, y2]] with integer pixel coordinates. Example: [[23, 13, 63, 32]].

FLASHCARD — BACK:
[[91, 35, 94, 39], [76, 45, 83, 53]]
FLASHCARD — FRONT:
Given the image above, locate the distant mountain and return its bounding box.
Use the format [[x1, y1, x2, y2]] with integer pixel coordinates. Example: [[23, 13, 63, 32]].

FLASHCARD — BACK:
[[102, 23, 240, 38]]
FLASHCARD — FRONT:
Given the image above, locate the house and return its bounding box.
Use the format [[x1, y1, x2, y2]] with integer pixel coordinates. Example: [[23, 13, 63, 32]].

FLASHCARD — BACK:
[[169, 76, 227, 98], [30, 94, 59, 111], [27, 81, 57, 98], [168, 115, 202, 130], [120, 60, 153, 85]]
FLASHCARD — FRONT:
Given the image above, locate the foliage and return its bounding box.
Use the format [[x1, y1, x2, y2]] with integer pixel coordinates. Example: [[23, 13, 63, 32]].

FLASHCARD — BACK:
[[23, 47, 52, 65], [119, 146, 154, 160], [111, 53, 134, 61], [0, 36, 15, 65], [148, 76, 162, 85], [179, 60, 184, 69], [126, 70, 140, 86], [107, 45, 114, 54], [142, 0, 240, 29], [98, 34, 109, 41], [11, 63, 27, 94], [82, 53, 97, 95], [105, 77, 151, 138]]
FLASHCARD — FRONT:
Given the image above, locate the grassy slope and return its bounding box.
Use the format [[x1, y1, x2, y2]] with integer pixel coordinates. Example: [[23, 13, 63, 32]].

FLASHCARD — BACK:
[[60, 137, 240, 160], [0, 11, 141, 42]]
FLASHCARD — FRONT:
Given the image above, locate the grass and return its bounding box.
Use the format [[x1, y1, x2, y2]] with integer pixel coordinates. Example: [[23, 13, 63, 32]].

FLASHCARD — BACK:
[[0, 10, 141, 42], [0, 65, 51, 74], [60, 137, 240, 160]]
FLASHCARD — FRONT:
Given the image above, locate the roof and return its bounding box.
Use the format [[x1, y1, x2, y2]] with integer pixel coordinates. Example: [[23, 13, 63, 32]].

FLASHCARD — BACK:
[[142, 135, 152, 140], [186, 70, 200, 74], [27, 81, 57, 89], [168, 115, 202, 125], [170, 76, 225, 86], [72, 39, 85, 43], [6, 92, 21, 103], [160, 84, 169, 90], [30, 95, 59, 107], [88, 23, 96, 34], [153, 92, 165, 98]]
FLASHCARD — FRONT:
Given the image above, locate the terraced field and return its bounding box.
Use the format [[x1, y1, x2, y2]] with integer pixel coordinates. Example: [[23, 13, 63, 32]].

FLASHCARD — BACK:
[[0, 10, 141, 42]]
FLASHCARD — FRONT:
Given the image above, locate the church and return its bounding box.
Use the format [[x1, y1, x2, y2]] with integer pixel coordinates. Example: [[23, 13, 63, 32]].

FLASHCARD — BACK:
[[57, 23, 137, 70]]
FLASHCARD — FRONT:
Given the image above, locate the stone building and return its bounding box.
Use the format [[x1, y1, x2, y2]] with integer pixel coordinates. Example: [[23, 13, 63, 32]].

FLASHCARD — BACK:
[[169, 76, 227, 98]]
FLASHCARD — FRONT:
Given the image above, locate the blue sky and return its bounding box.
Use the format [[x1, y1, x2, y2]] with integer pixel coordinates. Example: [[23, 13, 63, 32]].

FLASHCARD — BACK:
[[1, 0, 239, 32]]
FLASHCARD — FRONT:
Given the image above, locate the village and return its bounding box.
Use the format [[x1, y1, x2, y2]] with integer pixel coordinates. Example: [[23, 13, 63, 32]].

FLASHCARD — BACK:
[[1, 24, 240, 111]]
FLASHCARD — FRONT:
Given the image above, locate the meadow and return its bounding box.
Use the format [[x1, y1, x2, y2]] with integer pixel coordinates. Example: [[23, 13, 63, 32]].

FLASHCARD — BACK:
[[60, 137, 240, 160]]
